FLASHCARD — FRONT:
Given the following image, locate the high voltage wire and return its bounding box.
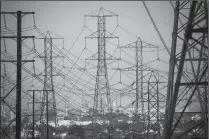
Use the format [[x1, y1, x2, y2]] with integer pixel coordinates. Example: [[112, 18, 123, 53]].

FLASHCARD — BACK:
[[1, 7, 172, 121], [35, 27, 98, 81], [33, 28, 99, 103], [1, 40, 85, 112], [3, 52, 82, 110]]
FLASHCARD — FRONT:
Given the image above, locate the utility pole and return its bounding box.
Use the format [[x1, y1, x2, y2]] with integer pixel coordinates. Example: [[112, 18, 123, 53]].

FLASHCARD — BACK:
[[0, 11, 35, 139], [16, 11, 22, 139], [27, 90, 35, 139], [147, 81, 150, 139], [27, 89, 53, 139], [46, 89, 49, 139], [33, 90, 35, 139], [0, 2, 2, 139]]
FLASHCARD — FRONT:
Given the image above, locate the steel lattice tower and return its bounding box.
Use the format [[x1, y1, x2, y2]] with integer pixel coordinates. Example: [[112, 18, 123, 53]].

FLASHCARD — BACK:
[[120, 38, 145, 125], [120, 39, 165, 138], [164, 1, 208, 139], [85, 7, 119, 114], [39, 32, 57, 126], [85, 8, 119, 139], [144, 71, 166, 139], [95, 14, 111, 113]]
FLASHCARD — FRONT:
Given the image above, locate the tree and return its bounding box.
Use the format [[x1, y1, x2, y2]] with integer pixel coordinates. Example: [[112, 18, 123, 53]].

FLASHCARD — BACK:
[[69, 125, 85, 139]]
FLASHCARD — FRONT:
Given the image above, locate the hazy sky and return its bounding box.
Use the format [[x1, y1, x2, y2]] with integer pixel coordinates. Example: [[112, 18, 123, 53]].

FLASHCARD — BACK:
[[2, 1, 177, 114], [2, 1, 174, 45]]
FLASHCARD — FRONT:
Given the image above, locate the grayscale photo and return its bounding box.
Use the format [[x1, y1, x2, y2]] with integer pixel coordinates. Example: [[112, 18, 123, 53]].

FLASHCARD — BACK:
[[0, 1, 208, 139]]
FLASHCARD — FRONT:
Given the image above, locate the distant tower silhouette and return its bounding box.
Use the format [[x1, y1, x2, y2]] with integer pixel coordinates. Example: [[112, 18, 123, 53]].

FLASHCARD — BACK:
[[40, 31, 57, 125]]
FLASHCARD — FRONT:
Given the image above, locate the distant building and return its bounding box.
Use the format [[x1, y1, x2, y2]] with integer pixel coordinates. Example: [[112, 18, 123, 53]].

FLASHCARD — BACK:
[[57, 110, 66, 121]]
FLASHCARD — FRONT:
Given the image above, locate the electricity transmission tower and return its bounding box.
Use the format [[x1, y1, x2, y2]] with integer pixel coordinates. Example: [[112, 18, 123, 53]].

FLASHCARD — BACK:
[[120, 38, 145, 127], [85, 7, 119, 115], [120, 38, 165, 138], [36, 31, 63, 138], [84, 7, 120, 139], [164, 1, 208, 139], [143, 72, 166, 139]]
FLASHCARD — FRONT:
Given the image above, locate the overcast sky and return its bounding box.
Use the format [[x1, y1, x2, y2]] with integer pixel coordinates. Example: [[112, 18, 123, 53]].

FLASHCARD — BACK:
[[1, 1, 180, 114]]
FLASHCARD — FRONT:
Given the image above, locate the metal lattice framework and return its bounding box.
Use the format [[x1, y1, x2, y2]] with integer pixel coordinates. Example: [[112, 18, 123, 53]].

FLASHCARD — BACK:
[[42, 32, 56, 124], [120, 38, 145, 122], [85, 7, 119, 114], [120, 39, 166, 138], [143, 72, 166, 139], [164, 1, 208, 139], [36, 32, 63, 138], [84, 7, 120, 139]]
